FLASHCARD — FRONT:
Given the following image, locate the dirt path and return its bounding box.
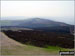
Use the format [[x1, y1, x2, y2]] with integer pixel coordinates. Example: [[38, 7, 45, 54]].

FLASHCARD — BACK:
[[0, 32, 24, 47]]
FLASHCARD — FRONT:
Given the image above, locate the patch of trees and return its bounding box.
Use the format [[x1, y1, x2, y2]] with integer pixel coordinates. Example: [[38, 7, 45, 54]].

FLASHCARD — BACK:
[[3, 30, 74, 48]]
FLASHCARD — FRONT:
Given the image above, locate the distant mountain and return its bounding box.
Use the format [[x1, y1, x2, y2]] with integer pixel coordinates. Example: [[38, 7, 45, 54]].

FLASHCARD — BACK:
[[0, 18, 69, 26], [18, 18, 74, 33], [18, 18, 70, 28], [1, 18, 74, 34]]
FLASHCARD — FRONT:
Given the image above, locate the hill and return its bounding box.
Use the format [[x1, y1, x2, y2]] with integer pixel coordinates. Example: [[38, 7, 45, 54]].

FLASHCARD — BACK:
[[1, 18, 74, 34]]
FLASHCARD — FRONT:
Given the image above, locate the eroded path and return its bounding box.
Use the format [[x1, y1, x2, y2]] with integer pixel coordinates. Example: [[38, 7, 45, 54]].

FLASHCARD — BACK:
[[0, 32, 23, 47]]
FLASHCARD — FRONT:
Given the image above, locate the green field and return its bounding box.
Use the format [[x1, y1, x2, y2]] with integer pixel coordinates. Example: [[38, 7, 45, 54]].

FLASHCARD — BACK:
[[1, 44, 74, 55]]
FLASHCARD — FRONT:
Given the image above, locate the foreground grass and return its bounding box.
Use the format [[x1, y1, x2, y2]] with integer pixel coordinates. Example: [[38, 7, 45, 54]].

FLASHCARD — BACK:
[[1, 44, 74, 55], [43, 45, 74, 54]]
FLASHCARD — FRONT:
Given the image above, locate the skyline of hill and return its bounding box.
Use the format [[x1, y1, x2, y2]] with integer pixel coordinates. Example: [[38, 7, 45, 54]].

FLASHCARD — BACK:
[[1, 17, 74, 35], [1, 17, 74, 25]]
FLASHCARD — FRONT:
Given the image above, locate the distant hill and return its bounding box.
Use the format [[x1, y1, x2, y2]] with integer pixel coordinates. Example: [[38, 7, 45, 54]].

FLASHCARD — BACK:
[[1, 18, 74, 34], [17, 18, 74, 34], [0, 17, 70, 26], [18, 18, 68, 27]]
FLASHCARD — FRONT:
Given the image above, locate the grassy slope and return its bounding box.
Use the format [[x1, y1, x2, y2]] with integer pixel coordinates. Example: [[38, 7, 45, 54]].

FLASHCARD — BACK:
[[1, 44, 73, 55]]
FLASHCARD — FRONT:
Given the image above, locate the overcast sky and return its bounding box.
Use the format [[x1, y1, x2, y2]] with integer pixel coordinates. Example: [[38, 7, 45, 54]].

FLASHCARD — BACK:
[[1, 1, 74, 25]]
